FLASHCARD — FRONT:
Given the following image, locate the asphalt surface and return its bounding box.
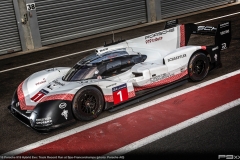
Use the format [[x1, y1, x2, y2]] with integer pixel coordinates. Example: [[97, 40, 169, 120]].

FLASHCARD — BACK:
[[0, 4, 240, 160]]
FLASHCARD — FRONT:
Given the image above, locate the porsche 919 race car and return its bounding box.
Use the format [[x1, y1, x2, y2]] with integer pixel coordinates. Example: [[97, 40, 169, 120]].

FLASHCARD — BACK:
[[8, 20, 231, 132]]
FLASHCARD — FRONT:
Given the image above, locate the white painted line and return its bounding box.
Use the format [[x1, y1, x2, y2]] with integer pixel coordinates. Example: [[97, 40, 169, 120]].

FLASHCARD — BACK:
[[106, 98, 240, 156], [1, 11, 239, 74], [2, 69, 240, 156], [195, 11, 240, 24], [0, 48, 94, 74]]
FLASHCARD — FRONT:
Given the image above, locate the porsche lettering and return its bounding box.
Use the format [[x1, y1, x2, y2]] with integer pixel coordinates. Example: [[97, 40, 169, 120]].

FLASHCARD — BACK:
[[145, 28, 174, 40], [198, 26, 217, 31]]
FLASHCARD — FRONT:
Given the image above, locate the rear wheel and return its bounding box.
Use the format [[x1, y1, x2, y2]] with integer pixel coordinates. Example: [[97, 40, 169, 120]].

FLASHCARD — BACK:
[[72, 86, 104, 121], [188, 52, 209, 81]]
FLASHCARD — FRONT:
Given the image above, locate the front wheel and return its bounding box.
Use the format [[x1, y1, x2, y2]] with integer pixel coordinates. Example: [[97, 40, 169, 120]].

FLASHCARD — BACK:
[[72, 86, 104, 121], [188, 52, 209, 82]]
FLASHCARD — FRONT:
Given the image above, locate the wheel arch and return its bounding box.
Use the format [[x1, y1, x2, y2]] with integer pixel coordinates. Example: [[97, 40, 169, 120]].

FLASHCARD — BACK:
[[72, 84, 106, 121], [187, 50, 210, 82], [73, 85, 105, 101], [198, 49, 211, 60], [89, 85, 106, 110]]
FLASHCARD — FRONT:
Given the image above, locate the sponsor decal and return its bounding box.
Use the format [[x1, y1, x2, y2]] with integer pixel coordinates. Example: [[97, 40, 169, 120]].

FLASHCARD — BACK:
[[47, 84, 55, 90], [180, 67, 186, 72], [26, 110, 32, 114], [220, 22, 229, 28], [145, 28, 174, 40], [100, 48, 108, 52], [61, 109, 68, 120], [198, 26, 217, 31], [95, 70, 99, 75], [46, 68, 55, 72], [214, 54, 218, 61], [168, 54, 186, 62], [112, 84, 128, 105], [16, 102, 20, 108], [40, 89, 49, 95], [221, 43, 227, 50], [134, 70, 188, 92], [150, 73, 174, 83], [145, 36, 163, 44], [53, 80, 65, 86], [80, 80, 89, 83], [220, 29, 229, 35], [59, 102, 67, 109], [212, 46, 219, 51], [106, 83, 117, 88], [165, 19, 178, 28], [35, 78, 46, 85], [31, 89, 49, 102], [35, 117, 52, 125]]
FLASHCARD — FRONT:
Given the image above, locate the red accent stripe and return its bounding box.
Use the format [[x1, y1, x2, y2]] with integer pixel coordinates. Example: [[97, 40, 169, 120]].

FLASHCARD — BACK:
[[17, 81, 74, 110], [40, 94, 74, 103], [17, 81, 35, 110], [134, 70, 188, 92], [128, 91, 135, 98], [180, 25, 185, 47], [19, 74, 240, 156], [104, 95, 113, 102]]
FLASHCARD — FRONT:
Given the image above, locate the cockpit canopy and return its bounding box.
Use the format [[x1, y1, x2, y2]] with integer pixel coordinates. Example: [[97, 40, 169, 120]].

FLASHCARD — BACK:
[[63, 49, 147, 81]]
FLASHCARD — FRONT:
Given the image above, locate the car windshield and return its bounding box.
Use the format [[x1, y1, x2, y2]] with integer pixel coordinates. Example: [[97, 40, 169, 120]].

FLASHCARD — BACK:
[[77, 49, 129, 65], [62, 49, 147, 81], [63, 65, 98, 81]]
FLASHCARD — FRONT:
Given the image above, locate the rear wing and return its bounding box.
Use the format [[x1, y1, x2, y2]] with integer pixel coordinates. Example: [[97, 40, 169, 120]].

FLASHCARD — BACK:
[[185, 22, 232, 50], [165, 20, 232, 50]]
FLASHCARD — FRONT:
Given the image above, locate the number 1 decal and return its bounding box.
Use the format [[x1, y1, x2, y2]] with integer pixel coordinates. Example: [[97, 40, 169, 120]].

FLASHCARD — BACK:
[[31, 89, 49, 102], [112, 84, 128, 105], [31, 93, 44, 102], [117, 91, 123, 101]]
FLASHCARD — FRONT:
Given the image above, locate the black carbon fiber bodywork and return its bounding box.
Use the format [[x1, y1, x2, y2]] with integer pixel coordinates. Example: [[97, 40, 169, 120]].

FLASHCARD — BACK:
[[8, 91, 75, 132]]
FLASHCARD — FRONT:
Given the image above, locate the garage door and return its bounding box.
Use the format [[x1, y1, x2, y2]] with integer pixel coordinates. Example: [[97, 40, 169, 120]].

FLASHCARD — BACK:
[[34, 0, 147, 46], [161, 0, 230, 19], [0, 0, 22, 55]]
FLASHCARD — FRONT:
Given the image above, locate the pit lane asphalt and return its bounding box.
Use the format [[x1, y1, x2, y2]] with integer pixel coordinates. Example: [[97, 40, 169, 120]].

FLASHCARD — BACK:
[[0, 4, 240, 159]]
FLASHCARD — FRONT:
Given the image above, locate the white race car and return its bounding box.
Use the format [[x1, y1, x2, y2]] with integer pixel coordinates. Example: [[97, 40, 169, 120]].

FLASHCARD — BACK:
[[8, 20, 231, 132]]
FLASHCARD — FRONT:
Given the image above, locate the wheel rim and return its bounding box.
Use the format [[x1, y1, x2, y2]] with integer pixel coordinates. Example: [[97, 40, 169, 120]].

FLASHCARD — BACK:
[[79, 93, 97, 115], [193, 60, 205, 75]]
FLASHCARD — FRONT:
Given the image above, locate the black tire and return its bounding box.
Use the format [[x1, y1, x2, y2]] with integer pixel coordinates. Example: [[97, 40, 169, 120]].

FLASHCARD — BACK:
[[188, 52, 209, 82], [72, 86, 104, 121]]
